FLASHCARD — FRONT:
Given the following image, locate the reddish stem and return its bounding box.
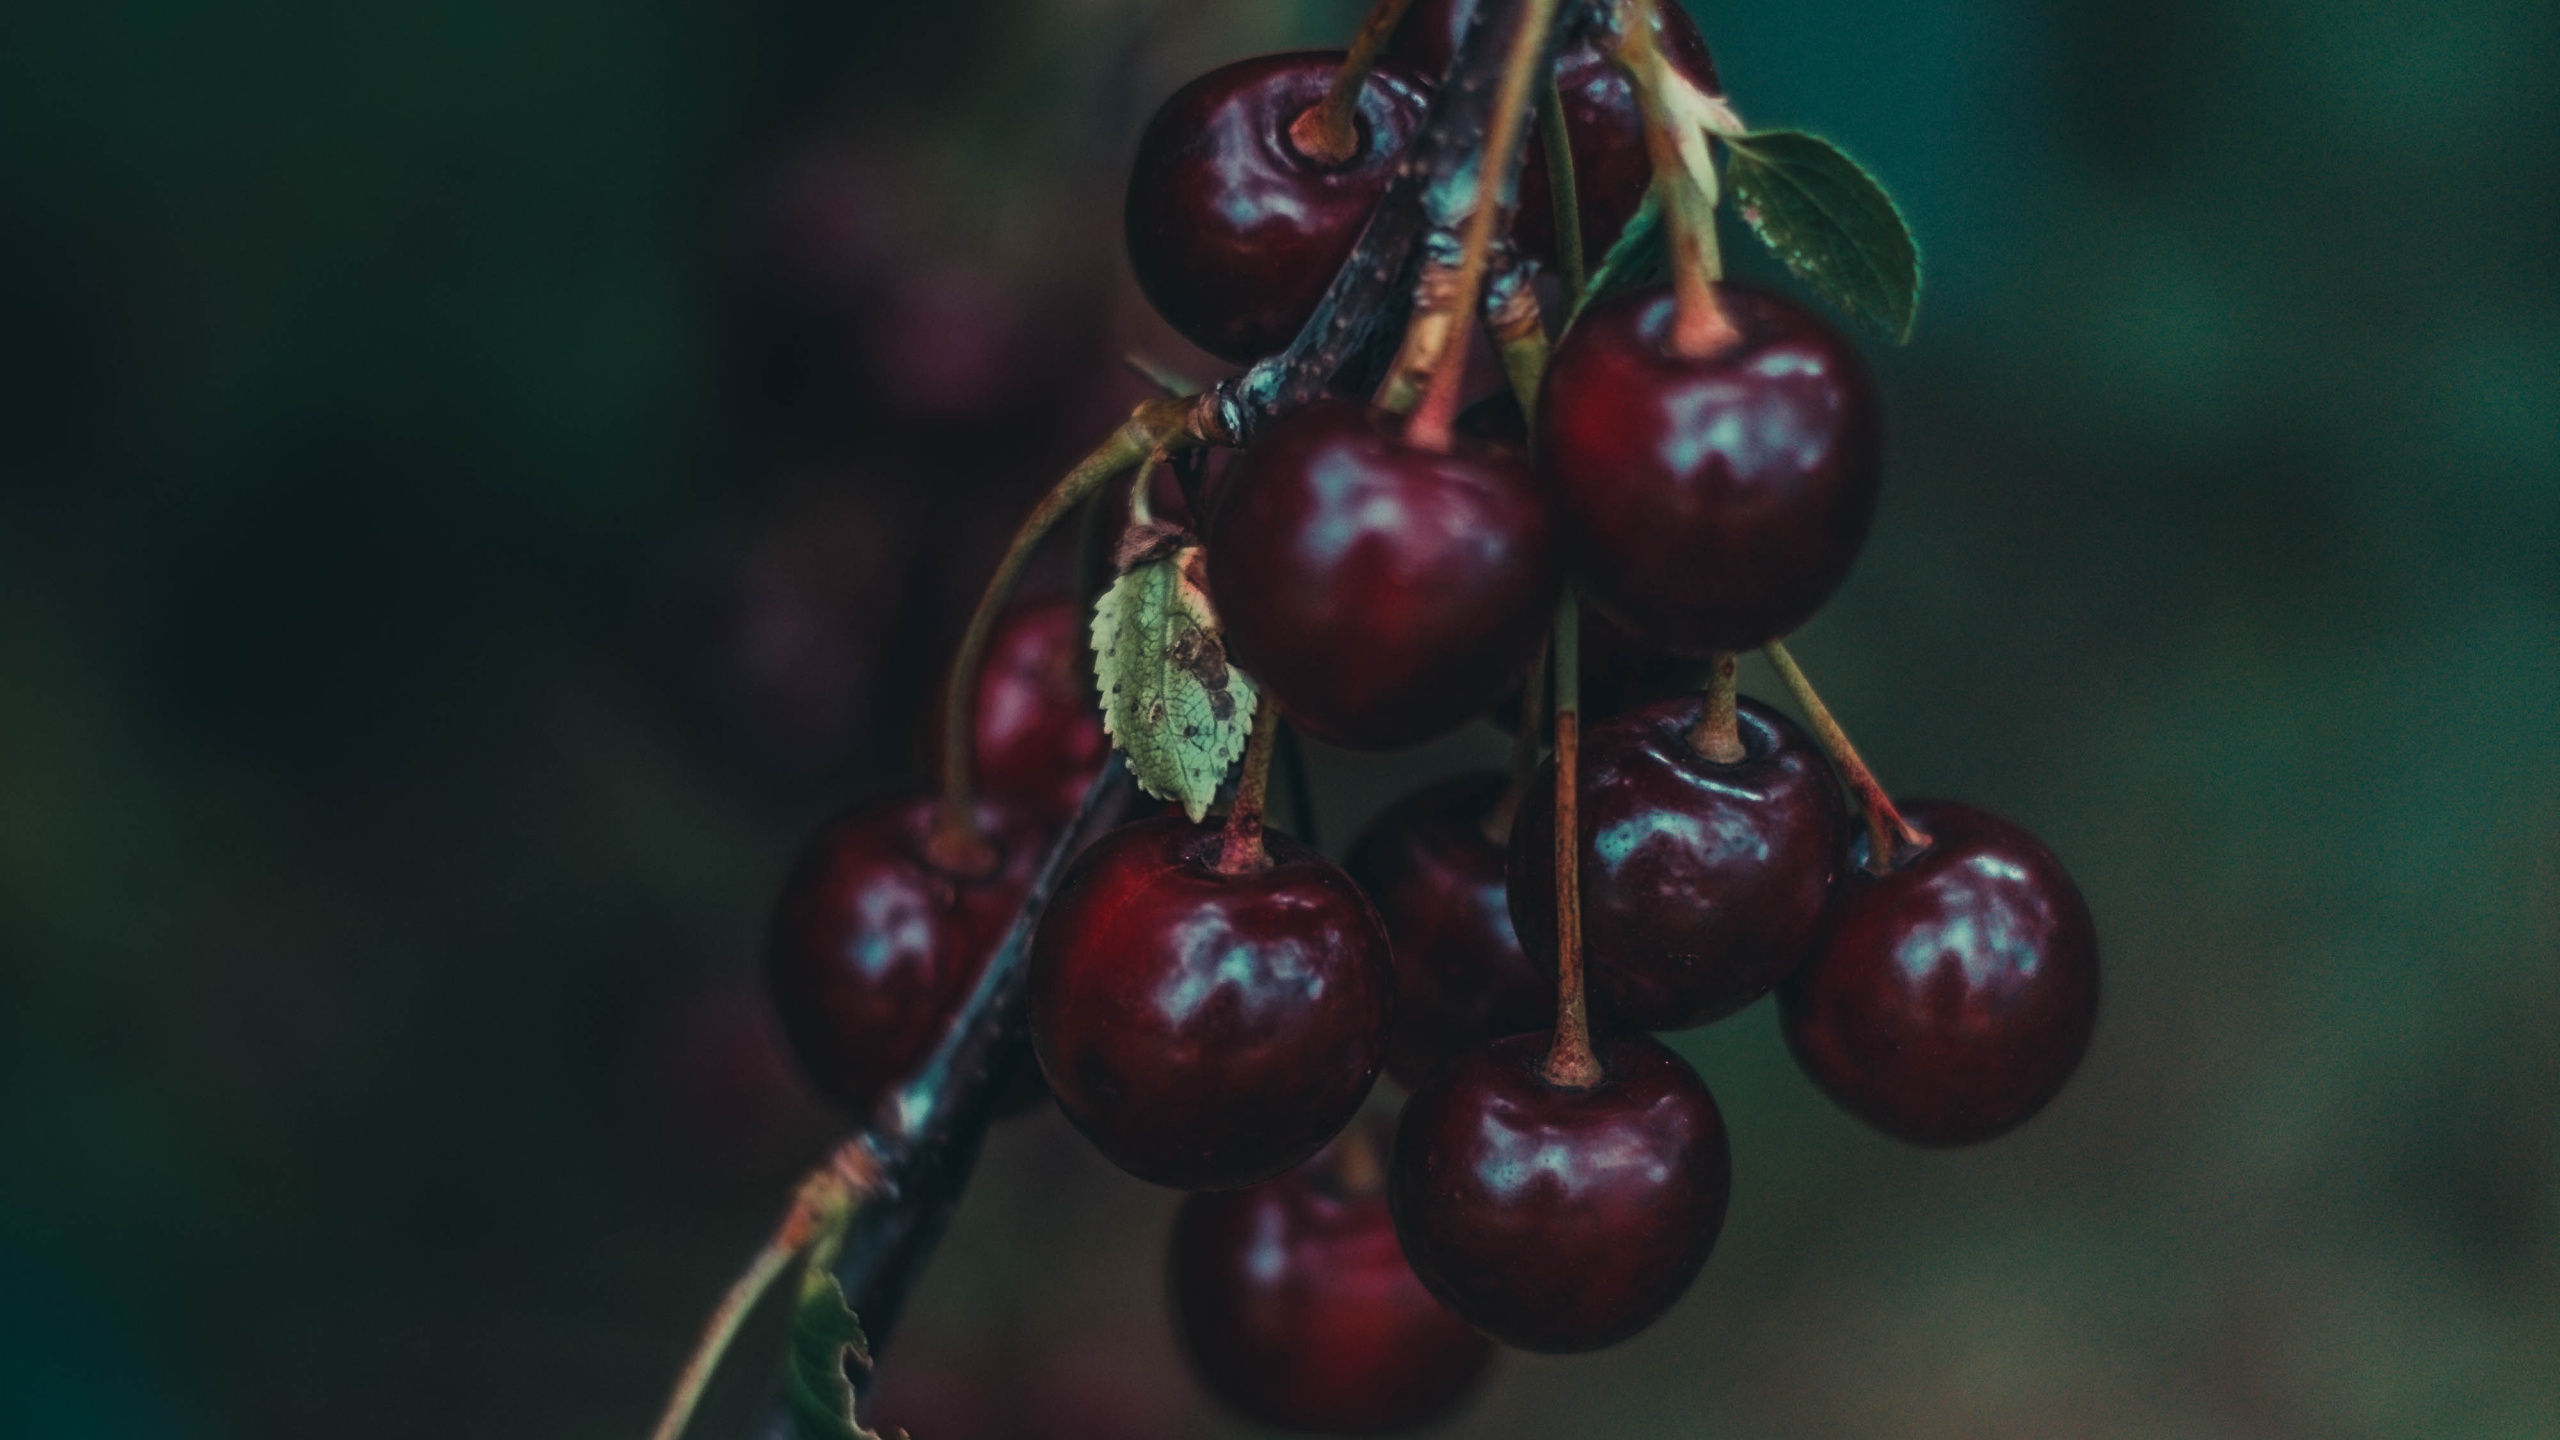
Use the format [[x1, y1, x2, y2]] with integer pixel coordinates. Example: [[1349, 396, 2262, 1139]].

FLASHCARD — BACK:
[[1688, 651, 1743, 761], [1289, 0, 1421, 166], [1214, 701, 1284, 875], [931, 398, 1193, 874], [1541, 587, 1602, 1090], [1402, 0, 1562, 452], [1619, 0, 1738, 359], [1761, 639, 1929, 874]]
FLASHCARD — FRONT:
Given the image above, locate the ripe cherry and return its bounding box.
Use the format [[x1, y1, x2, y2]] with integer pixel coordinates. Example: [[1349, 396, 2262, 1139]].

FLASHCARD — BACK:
[[1538, 284, 1882, 656], [1389, 0, 1719, 264], [952, 598, 1108, 826], [1390, 1031, 1730, 1353], [1171, 1121, 1493, 1432], [1342, 774, 1550, 1087], [1508, 694, 1844, 1030], [1208, 398, 1559, 750], [1779, 800, 2100, 1147], [767, 794, 1041, 1119], [1126, 53, 1432, 364], [1029, 812, 1395, 1189]]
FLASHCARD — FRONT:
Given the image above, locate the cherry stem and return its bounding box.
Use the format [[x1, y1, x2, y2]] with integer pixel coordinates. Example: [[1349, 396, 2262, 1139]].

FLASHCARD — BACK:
[[646, 1144, 875, 1440], [1689, 651, 1744, 761], [1762, 639, 1928, 874], [1541, 586, 1603, 1090], [1402, 0, 1563, 452], [931, 397, 1194, 874], [1539, 76, 1585, 298], [1619, 0, 1736, 359], [1291, 0, 1420, 166], [1215, 701, 1284, 875], [1485, 634, 1549, 844]]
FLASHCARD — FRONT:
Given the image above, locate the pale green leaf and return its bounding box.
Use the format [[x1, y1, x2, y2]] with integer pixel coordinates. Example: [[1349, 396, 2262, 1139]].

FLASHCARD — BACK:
[[784, 1266, 897, 1440], [1722, 129, 1921, 343], [1091, 546, 1258, 821]]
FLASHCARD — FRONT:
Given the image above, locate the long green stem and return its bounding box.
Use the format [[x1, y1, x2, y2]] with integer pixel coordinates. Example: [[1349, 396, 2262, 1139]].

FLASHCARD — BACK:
[[1762, 639, 1928, 873], [1540, 586, 1601, 1090], [1539, 76, 1585, 299], [932, 397, 1193, 873]]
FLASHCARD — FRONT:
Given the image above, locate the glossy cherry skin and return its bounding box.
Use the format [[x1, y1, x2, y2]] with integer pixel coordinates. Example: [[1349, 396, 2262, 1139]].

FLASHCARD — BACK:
[[965, 599, 1108, 825], [1390, 0, 1718, 264], [1538, 284, 1882, 656], [1209, 399, 1559, 750], [1343, 774, 1550, 1087], [1390, 1031, 1730, 1353], [1780, 800, 2100, 1147], [767, 793, 1042, 1119], [1029, 813, 1395, 1189], [1126, 53, 1433, 364], [1509, 695, 1844, 1030], [1171, 1123, 1494, 1432]]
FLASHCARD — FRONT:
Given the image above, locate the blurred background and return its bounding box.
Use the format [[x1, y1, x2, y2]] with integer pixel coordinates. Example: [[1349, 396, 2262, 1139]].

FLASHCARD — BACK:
[[3, 0, 2555, 1435]]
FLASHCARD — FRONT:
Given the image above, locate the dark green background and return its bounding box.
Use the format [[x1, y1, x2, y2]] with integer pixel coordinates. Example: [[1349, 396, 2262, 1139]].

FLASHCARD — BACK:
[[2, 0, 2553, 1435]]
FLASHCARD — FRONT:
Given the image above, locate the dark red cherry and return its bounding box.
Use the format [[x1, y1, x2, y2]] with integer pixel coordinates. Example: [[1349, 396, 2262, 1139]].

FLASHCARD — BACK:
[[1208, 398, 1559, 750], [1343, 774, 1550, 1087], [1539, 284, 1882, 656], [1171, 1122, 1494, 1432], [1029, 813, 1395, 1189], [767, 794, 1041, 1119], [1509, 695, 1844, 1030], [963, 598, 1108, 825], [1126, 53, 1432, 364], [1390, 1031, 1730, 1353], [1780, 801, 2099, 1146], [1390, 0, 1719, 264]]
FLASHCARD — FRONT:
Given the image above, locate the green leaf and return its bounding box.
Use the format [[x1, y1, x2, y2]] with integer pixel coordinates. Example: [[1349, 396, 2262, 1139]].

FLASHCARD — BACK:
[[1566, 190, 1667, 329], [784, 1265, 897, 1440], [1721, 129, 1921, 343], [1091, 544, 1258, 821]]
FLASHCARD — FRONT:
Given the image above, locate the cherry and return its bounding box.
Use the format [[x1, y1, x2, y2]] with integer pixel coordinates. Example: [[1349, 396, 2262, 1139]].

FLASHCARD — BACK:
[[1171, 1122, 1493, 1432], [1126, 52, 1433, 365], [1508, 694, 1844, 1030], [949, 597, 1108, 826], [1779, 800, 2100, 1147], [1390, 1031, 1730, 1353], [1028, 812, 1395, 1189], [767, 793, 1042, 1119], [1389, 0, 1720, 264], [1208, 398, 1559, 750], [1538, 284, 1882, 656], [1343, 774, 1550, 1086]]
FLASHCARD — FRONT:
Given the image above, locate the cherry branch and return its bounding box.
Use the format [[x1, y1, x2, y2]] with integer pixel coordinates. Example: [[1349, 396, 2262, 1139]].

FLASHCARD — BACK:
[[1193, 0, 1614, 446], [670, 9, 1611, 1431]]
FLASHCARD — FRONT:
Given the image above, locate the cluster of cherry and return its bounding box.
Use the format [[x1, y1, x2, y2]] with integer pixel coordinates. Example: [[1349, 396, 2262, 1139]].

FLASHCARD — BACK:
[[761, 0, 2099, 1432]]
